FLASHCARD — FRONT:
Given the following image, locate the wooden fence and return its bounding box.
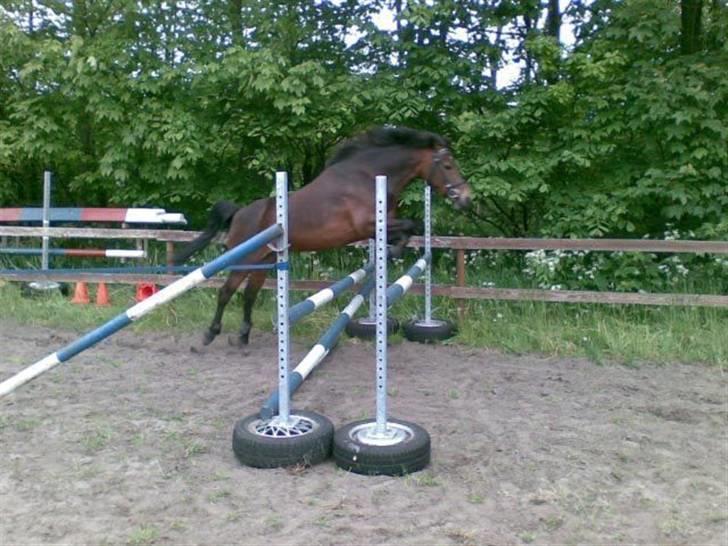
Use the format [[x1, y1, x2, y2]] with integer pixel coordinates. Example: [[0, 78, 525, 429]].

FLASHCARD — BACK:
[[1, 226, 727, 308]]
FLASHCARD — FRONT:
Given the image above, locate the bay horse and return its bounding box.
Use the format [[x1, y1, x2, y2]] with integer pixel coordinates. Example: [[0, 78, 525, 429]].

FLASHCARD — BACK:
[[174, 126, 471, 348]]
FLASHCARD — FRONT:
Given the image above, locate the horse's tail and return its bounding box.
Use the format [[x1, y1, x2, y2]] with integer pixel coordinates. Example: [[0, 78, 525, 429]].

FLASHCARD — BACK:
[[173, 200, 240, 265]]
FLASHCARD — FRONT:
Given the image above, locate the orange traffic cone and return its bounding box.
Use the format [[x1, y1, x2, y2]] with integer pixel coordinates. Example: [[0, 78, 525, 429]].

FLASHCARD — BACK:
[[96, 282, 110, 306], [135, 282, 158, 302], [70, 282, 90, 304]]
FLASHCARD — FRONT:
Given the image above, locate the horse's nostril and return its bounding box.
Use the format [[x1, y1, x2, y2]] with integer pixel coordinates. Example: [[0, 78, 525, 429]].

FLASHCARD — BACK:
[[460, 196, 472, 209]]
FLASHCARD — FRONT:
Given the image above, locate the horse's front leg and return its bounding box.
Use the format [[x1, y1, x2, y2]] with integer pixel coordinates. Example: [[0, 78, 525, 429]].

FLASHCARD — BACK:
[[386, 217, 422, 258], [204, 270, 249, 345]]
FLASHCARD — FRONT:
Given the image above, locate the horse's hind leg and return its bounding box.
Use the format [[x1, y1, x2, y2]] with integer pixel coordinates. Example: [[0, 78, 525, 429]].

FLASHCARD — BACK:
[[232, 270, 268, 347], [204, 271, 249, 345]]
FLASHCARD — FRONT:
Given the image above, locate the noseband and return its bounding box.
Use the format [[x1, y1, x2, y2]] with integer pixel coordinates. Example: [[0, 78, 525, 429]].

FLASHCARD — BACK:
[[427, 148, 467, 200]]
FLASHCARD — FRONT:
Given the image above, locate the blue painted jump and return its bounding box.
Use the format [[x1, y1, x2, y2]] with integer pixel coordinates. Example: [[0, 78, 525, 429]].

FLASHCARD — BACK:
[[0, 224, 283, 397], [259, 253, 430, 418], [288, 263, 373, 325]]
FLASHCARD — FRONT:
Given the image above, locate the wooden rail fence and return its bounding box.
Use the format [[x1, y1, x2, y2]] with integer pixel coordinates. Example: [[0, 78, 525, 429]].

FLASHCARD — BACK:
[[1, 226, 727, 308]]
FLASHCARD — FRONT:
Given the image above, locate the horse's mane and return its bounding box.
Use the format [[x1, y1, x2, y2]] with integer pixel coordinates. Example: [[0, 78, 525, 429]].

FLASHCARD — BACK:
[[326, 126, 449, 167]]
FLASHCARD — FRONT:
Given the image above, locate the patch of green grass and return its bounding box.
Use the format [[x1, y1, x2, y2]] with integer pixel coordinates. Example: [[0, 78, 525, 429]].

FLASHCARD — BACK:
[[1, 269, 726, 366], [263, 514, 284, 532], [82, 425, 113, 452], [467, 493, 484, 504], [15, 418, 41, 432], [207, 489, 231, 503], [163, 430, 207, 458], [127, 525, 159, 546], [453, 300, 727, 367], [406, 471, 440, 487]]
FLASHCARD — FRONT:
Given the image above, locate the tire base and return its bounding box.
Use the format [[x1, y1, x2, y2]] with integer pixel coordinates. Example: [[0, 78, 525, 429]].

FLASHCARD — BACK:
[[403, 319, 456, 343], [345, 317, 400, 339], [333, 418, 431, 476], [232, 409, 334, 468]]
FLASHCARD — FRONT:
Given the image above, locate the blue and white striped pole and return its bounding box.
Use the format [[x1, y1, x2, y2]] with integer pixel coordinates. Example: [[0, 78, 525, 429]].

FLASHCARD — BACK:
[[385, 254, 430, 307], [288, 263, 373, 325], [260, 277, 376, 419], [259, 251, 430, 419], [0, 224, 283, 398]]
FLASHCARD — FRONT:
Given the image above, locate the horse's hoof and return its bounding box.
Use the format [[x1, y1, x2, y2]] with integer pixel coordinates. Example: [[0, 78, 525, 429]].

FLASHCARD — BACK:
[[388, 245, 405, 259], [227, 335, 246, 347], [202, 331, 217, 346]]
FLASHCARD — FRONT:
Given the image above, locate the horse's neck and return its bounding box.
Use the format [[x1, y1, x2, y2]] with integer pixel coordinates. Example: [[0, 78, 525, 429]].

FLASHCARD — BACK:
[[374, 149, 422, 196]]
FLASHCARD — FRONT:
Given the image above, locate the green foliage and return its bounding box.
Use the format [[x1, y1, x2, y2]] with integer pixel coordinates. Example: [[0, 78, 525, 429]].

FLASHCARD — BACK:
[[456, 0, 728, 239], [0, 0, 725, 241]]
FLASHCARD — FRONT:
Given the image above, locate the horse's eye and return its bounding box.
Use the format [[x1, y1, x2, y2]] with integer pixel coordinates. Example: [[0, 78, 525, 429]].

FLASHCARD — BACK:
[[444, 164, 453, 170]]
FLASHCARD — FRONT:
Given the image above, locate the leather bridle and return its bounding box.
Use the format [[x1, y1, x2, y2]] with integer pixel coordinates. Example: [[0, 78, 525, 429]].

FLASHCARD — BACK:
[[427, 148, 467, 200]]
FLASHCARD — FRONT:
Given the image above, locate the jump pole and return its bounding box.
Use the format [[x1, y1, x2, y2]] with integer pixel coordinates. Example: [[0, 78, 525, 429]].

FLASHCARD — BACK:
[[0, 223, 283, 398], [259, 249, 428, 419], [288, 263, 373, 325], [260, 276, 376, 418], [0, 248, 146, 258]]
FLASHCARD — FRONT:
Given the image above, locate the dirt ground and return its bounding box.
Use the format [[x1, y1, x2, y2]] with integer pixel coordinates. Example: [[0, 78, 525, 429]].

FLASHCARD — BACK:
[[1, 318, 726, 546]]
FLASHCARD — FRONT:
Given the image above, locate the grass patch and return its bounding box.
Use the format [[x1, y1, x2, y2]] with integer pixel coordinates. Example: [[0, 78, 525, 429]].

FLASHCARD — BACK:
[[1, 272, 725, 367], [127, 525, 159, 546], [82, 425, 114, 452], [15, 418, 41, 432]]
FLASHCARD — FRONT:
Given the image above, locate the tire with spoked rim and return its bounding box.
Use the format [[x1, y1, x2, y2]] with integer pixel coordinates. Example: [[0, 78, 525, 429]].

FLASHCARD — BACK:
[[232, 409, 334, 468]]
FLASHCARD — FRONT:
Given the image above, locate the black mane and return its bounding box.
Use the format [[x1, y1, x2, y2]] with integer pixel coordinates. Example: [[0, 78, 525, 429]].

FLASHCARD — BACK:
[[326, 126, 449, 166]]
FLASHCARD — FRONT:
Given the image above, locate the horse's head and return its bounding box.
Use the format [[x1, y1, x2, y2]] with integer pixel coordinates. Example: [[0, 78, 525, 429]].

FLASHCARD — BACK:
[[423, 147, 472, 209]]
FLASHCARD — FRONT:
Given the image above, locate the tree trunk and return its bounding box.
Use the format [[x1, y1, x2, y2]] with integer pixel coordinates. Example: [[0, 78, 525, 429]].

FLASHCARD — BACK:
[[229, 0, 244, 46], [28, 0, 34, 33], [681, 0, 703, 54], [523, 14, 533, 84], [545, 0, 561, 42], [490, 25, 503, 89]]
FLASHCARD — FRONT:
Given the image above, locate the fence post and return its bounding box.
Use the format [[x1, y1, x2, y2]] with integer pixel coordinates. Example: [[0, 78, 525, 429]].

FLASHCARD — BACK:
[[166, 242, 175, 270], [456, 248, 466, 320]]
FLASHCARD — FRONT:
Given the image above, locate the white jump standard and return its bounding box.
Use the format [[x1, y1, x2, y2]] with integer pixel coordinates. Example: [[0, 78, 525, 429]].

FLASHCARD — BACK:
[[345, 183, 456, 342], [403, 183, 457, 342], [333, 176, 432, 476], [231, 172, 335, 469]]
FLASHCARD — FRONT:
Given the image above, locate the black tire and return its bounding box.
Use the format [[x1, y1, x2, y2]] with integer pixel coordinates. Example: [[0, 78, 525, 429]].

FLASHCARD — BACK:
[[403, 319, 456, 343], [232, 409, 334, 468], [333, 418, 431, 476], [345, 317, 400, 339]]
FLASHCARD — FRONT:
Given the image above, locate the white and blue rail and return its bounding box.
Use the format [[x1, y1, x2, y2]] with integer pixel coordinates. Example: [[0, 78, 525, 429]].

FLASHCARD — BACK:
[[261, 277, 376, 418], [288, 264, 373, 325], [260, 251, 430, 418], [0, 224, 283, 398]]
